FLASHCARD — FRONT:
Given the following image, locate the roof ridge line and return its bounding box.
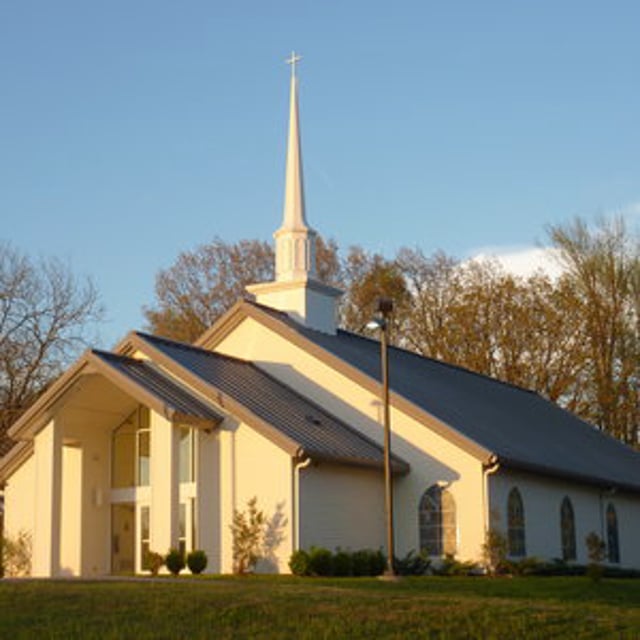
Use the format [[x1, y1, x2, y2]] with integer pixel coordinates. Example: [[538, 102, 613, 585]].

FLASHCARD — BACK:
[[336, 328, 538, 395]]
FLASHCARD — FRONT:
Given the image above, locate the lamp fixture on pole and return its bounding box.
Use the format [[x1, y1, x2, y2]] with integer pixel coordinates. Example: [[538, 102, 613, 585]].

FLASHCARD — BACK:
[[366, 297, 396, 578]]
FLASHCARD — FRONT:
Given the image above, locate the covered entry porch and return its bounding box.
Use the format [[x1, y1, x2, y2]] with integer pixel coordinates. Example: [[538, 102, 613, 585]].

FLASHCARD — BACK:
[[5, 349, 222, 577]]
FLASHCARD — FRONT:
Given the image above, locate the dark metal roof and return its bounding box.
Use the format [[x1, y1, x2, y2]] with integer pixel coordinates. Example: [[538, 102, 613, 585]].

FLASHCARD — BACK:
[[134, 333, 409, 473], [247, 302, 640, 493], [91, 350, 223, 425]]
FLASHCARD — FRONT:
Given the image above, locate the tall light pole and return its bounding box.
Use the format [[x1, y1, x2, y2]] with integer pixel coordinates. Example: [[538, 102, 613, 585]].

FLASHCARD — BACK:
[[367, 297, 396, 578]]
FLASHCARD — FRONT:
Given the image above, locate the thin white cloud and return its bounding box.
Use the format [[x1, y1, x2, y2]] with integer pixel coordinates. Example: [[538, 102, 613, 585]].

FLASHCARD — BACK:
[[469, 246, 565, 279], [619, 200, 640, 222]]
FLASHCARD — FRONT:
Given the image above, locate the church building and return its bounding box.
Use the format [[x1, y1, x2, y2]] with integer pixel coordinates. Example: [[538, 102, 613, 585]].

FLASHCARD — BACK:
[[1, 56, 639, 577]]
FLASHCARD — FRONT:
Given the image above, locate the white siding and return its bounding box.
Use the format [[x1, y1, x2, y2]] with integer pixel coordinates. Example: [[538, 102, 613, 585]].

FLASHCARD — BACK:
[[299, 462, 385, 551], [490, 468, 640, 567]]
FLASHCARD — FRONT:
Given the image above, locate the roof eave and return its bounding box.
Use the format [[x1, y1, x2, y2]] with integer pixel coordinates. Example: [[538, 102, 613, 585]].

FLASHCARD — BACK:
[[88, 352, 224, 429], [7, 351, 94, 441], [305, 451, 410, 475], [0, 441, 34, 484], [498, 456, 640, 496]]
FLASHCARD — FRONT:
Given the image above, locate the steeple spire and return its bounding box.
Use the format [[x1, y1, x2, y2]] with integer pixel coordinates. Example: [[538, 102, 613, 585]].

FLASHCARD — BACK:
[[246, 53, 342, 334], [274, 51, 317, 281]]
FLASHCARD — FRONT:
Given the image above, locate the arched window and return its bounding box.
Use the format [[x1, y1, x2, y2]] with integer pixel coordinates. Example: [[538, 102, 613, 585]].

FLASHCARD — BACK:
[[606, 503, 620, 563], [560, 497, 576, 561], [507, 487, 526, 557], [419, 485, 456, 556]]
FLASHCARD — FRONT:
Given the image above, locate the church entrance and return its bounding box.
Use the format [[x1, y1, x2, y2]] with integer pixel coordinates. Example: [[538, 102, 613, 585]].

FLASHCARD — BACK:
[[111, 503, 135, 574]]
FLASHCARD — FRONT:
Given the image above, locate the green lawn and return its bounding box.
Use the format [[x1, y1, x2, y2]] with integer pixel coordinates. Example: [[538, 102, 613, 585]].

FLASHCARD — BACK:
[[0, 576, 639, 639]]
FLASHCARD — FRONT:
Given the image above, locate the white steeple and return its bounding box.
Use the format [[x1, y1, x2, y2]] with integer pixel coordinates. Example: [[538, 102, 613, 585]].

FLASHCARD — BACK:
[[274, 52, 317, 281], [246, 52, 342, 334]]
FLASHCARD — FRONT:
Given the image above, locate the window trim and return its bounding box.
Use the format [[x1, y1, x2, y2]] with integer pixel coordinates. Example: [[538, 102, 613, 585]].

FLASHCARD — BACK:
[[560, 496, 576, 562], [418, 484, 457, 557], [507, 487, 526, 558]]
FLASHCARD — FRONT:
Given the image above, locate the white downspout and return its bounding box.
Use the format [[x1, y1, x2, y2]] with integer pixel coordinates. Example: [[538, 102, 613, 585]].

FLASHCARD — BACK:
[[292, 455, 312, 553], [482, 455, 501, 535]]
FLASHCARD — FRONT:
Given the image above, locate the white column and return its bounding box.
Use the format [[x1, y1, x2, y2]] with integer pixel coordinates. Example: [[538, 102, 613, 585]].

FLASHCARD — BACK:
[[196, 428, 221, 572], [150, 412, 178, 557], [32, 418, 62, 577]]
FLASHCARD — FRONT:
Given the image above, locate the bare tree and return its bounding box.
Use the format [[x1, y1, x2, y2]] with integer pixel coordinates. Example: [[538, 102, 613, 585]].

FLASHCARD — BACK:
[[0, 243, 102, 454], [548, 216, 639, 445], [144, 236, 342, 343], [339, 246, 411, 340]]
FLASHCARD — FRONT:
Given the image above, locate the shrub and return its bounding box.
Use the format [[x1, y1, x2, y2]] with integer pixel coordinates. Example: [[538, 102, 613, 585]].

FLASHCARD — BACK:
[[350, 549, 386, 576], [510, 556, 544, 576], [482, 529, 508, 576], [289, 549, 311, 576], [308, 547, 333, 576], [585, 532, 606, 582], [369, 549, 387, 576], [187, 550, 208, 575], [1, 530, 32, 577], [332, 549, 353, 577], [230, 497, 266, 574], [165, 548, 185, 576], [395, 550, 430, 576], [433, 554, 479, 576], [144, 550, 165, 576]]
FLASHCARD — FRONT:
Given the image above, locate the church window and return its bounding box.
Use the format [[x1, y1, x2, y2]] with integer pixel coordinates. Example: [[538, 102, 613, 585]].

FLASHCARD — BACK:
[[507, 488, 526, 557], [560, 497, 576, 561], [178, 426, 195, 483], [140, 505, 150, 571], [178, 503, 187, 558], [606, 503, 620, 563], [112, 407, 150, 488], [419, 485, 456, 556]]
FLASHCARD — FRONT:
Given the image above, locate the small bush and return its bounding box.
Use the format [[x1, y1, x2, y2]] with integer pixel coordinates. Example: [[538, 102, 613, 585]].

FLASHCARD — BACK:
[[350, 549, 371, 576], [585, 532, 606, 582], [144, 550, 165, 576], [308, 547, 333, 576], [395, 550, 430, 576], [369, 549, 387, 576], [230, 497, 266, 574], [1, 530, 32, 577], [289, 549, 311, 576], [332, 550, 353, 577], [350, 549, 386, 576], [510, 556, 544, 576], [187, 550, 208, 575], [482, 529, 508, 576], [433, 554, 479, 576], [165, 548, 185, 576]]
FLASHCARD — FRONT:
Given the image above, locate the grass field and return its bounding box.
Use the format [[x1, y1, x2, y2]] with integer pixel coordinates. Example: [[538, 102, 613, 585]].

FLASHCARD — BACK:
[[0, 576, 639, 639]]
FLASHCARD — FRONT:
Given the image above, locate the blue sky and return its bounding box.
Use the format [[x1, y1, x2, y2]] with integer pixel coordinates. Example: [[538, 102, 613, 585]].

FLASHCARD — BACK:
[[2, 1, 639, 347]]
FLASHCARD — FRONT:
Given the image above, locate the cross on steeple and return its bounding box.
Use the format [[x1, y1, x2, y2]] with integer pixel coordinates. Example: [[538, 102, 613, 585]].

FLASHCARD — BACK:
[[285, 51, 302, 78]]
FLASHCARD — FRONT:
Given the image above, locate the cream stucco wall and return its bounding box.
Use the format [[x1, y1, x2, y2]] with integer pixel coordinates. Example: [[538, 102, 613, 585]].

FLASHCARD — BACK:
[[150, 411, 178, 558], [59, 445, 82, 575], [217, 417, 294, 573], [299, 462, 386, 551], [3, 454, 36, 547], [214, 317, 488, 562], [490, 468, 640, 567], [196, 427, 221, 572]]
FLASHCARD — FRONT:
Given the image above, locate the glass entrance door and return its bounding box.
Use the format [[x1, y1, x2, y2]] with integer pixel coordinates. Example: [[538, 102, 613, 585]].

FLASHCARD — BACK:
[[111, 503, 135, 574]]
